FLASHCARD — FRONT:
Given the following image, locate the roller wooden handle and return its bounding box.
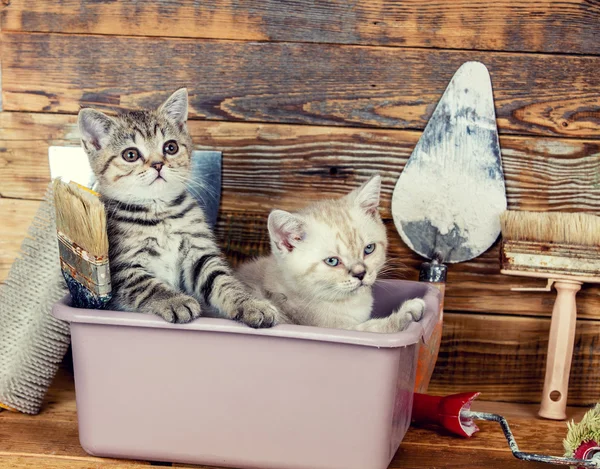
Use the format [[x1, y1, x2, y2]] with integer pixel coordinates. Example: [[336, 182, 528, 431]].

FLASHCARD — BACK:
[[538, 280, 582, 420], [414, 282, 445, 393], [415, 259, 447, 393]]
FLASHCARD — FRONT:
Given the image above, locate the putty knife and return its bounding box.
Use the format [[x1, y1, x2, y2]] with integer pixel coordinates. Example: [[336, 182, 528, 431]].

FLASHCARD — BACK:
[[391, 61, 507, 392]]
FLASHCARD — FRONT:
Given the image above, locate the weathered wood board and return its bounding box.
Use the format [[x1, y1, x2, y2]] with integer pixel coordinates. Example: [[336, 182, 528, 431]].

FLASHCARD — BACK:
[[431, 313, 600, 405], [1, 113, 599, 316], [2, 33, 600, 138], [2, 114, 599, 210], [3, 1, 600, 55]]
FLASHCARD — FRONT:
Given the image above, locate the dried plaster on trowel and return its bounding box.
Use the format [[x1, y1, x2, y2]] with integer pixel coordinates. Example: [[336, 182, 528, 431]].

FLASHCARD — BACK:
[[392, 61, 507, 263]]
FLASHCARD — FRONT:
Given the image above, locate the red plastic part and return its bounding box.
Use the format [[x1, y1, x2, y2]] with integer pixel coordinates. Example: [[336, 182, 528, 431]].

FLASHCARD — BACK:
[[574, 440, 600, 469], [412, 392, 481, 438]]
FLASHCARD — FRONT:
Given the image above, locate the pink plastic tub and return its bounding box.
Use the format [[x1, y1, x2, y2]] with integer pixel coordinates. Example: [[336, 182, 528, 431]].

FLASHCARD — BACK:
[[52, 279, 440, 469]]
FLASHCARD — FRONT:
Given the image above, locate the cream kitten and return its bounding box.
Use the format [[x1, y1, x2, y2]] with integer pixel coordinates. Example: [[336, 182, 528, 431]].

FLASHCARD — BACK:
[[237, 175, 425, 332]]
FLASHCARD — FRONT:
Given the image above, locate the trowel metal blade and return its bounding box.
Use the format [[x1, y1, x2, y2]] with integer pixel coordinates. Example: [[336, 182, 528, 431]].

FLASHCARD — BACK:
[[391, 61, 507, 263], [48, 146, 222, 228]]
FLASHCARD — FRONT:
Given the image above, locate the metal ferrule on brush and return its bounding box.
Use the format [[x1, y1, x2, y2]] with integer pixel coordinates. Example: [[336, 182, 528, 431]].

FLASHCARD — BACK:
[[419, 259, 448, 283], [501, 240, 600, 279], [57, 231, 111, 299]]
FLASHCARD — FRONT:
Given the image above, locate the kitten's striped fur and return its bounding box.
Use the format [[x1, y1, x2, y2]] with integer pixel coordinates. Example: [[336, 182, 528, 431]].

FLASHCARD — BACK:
[[237, 176, 425, 333], [78, 89, 278, 327]]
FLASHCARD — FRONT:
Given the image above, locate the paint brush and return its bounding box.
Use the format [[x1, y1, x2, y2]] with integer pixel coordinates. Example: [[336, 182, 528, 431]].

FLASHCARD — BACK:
[[52, 178, 111, 309], [500, 210, 600, 420]]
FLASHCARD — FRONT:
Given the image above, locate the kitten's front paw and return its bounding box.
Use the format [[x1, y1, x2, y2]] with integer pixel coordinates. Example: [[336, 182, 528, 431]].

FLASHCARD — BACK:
[[236, 298, 279, 329], [390, 298, 426, 332], [155, 295, 202, 324], [401, 298, 426, 322]]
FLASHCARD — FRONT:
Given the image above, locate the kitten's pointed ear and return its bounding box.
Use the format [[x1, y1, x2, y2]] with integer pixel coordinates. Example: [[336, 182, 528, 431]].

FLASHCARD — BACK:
[[158, 88, 188, 127], [268, 210, 306, 253], [348, 175, 381, 215], [78, 108, 116, 151]]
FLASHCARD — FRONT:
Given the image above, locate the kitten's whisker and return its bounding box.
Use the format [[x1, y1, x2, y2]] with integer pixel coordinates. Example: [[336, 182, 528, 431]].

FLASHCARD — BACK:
[[374, 282, 395, 294], [172, 171, 218, 196], [169, 174, 213, 208], [185, 184, 219, 203], [182, 179, 219, 203], [184, 186, 209, 210], [381, 260, 410, 271]]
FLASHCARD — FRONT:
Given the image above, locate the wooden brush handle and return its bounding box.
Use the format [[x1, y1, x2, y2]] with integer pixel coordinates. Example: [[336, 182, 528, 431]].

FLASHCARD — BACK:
[[414, 282, 445, 393], [538, 280, 582, 420], [414, 260, 447, 393]]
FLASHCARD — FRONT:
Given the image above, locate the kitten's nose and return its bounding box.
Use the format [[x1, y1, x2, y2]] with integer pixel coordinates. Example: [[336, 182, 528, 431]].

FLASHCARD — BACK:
[[151, 162, 164, 173], [351, 269, 366, 281]]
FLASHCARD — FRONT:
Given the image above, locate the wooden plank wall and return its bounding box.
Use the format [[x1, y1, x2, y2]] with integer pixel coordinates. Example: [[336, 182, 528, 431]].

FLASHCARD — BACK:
[[0, 1, 599, 404]]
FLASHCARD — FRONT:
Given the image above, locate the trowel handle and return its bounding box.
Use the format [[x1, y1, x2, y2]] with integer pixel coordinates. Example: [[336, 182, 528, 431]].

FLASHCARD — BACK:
[[539, 280, 581, 420], [414, 260, 447, 393], [418, 259, 447, 311]]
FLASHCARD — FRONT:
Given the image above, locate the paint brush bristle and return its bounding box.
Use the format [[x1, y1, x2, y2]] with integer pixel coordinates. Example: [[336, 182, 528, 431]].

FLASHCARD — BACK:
[[500, 210, 600, 247], [52, 179, 108, 257]]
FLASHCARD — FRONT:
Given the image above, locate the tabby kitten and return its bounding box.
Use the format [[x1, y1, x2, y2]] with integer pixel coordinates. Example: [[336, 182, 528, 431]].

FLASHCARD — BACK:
[[78, 88, 278, 327], [237, 176, 425, 332]]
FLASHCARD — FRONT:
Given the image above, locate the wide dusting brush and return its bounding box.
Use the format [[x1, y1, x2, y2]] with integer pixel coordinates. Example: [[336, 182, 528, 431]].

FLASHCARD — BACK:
[[500, 210, 600, 281], [500, 209, 600, 421], [53, 179, 111, 309], [501, 211, 600, 251]]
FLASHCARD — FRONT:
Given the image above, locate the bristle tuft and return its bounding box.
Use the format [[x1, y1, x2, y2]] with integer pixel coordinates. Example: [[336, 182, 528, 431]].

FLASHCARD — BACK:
[[52, 179, 108, 257], [564, 403, 600, 457], [500, 210, 600, 247]]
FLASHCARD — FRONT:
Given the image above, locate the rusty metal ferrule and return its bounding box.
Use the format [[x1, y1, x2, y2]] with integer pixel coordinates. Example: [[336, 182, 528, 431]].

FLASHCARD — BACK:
[[419, 259, 447, 283]]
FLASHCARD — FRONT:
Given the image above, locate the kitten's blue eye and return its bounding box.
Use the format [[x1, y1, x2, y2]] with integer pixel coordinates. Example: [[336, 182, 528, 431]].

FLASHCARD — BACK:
[[122, 147, 141, 163], [364, 244, 376, 255], [324, 257, 340, 267]]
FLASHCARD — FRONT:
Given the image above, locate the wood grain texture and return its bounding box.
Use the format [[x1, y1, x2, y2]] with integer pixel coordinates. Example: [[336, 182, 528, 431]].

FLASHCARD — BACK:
[[0, 198, 40, 283], [0, 421, 85, 459], [0, 113, 598, 316], [0, 113, 74, 199], [431, 313, 600, 405], [3, 114, 599, 210], [0, 446, 551, 469], [3, 33, 600, 138], [0, 457, 152, 469], [0, 366, 589, 469], [3, 1, 600, 56]]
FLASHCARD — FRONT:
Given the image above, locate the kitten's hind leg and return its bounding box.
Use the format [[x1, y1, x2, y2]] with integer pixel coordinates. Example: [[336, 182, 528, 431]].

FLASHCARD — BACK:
[[355, 298, 425, 333]]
